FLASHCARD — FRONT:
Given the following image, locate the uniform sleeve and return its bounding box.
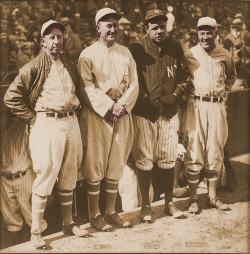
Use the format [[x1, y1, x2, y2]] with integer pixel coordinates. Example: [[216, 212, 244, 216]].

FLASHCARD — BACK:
[[4, 66, 35, 123], [117, 51, 139, 113], [174, 46, 193, 97], [78, 53, 114, 117], [224, 53, 236, 91]]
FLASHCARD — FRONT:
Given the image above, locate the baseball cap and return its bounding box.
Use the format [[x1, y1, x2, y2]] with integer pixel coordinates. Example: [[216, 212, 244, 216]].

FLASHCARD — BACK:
[[145, 9, 167, 22], [197, 17, 217, 29], [95, 8, 121, 25], [41, 20, 65, 37]]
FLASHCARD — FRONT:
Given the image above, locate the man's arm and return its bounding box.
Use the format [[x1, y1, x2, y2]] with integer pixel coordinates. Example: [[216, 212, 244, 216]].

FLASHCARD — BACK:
[[117, 50, 139, 113], [78, 54, 114, 118], [4, 65, 36, 124]]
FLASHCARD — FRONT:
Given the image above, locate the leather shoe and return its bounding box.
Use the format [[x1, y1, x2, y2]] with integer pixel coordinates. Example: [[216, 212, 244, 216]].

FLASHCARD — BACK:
[[30, 233, 52, 250], [188, 200, 199, 214], [62, 222, 90, 237], [90, 215, 112, 231], [165, 201, 186, 219], [105, 213, 131, 228], [209, 198, 231, 211], [141, 205, 154, 223]]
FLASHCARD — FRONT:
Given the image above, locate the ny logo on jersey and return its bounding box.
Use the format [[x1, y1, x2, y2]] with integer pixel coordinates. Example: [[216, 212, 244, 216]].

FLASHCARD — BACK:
[[167, 64, 177, 78]]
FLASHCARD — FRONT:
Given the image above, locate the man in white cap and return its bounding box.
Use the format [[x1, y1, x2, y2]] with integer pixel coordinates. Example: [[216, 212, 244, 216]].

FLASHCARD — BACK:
[[78, 7, 138, 231], [183, 17, 236, 214], [4, 19, 89, 250]]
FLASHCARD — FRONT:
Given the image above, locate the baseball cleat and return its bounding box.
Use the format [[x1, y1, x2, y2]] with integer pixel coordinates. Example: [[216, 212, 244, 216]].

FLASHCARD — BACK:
[[188, 200, 200, 214], [209, 198, 231, 211], [165, 201, 186, 219], [105, 213, 131, 228], [90, 215, 112, 232], [62, 222, 91, 237], [30, 233, 52, 250], [141, 205, 154, 223]]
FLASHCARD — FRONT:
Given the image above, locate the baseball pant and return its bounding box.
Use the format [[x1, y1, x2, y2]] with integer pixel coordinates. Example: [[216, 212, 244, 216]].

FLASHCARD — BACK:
[[79, 107, 133, 182], [29, 112, 83, 196], [183, 100, 228, 174], [0, 168, 34, 232], [132, 114, 179, 170]]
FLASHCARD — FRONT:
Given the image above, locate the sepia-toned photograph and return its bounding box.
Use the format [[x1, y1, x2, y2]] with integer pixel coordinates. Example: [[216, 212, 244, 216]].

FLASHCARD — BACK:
[[0, 0, 249, 253]]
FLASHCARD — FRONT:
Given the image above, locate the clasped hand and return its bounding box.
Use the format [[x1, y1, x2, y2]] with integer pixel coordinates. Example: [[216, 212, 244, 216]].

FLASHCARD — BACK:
[[106, 102, 127, 123]]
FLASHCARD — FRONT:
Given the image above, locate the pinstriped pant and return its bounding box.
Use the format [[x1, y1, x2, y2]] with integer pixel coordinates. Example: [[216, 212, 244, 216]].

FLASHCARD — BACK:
[[0, 169, 35, 231], [132, 114, 179, 171]]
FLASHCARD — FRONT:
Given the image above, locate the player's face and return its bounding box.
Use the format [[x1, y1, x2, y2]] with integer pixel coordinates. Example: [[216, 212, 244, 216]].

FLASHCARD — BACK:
[[198, 27, 217, 52], [146, 20, 167, 44], [97, 17, 118, 45], [42, 27, 64, 58]]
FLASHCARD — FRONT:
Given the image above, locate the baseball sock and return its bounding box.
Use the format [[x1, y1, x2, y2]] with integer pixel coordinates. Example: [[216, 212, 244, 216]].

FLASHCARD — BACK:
[[186, 168, 200, 201], [152, 166, 164, 201], [207, 177, 217, 201], [87, 181, 100, 219], [136, 169, 151, 206], [57, 189, 74, 226], [105, 179, 119, 215], [31, 193, 47, 234], [162, 167, 174, 205]]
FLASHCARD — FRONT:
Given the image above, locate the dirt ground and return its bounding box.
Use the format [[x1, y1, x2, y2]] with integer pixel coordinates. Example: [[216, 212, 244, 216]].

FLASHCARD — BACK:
[[1, 160, 249, 253]]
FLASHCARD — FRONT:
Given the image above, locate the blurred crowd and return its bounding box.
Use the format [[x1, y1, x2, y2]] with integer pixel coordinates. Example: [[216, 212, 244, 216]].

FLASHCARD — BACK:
[[1, 0, 250, 87]]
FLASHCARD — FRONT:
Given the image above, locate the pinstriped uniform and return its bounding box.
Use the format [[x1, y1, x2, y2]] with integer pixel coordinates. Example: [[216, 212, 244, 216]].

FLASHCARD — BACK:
[[0, 122, 35, 232], [132, 114, 179, 171]]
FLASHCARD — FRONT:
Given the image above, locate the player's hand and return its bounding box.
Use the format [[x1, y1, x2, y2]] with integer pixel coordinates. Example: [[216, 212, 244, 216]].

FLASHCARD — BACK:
[[111, 102, 127, 118], [177, 143, 186, 162]]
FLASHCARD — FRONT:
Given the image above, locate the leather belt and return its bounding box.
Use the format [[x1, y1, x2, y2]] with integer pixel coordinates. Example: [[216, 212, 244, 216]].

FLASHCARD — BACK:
[[0, 170, 26, 180], [45, 111, 75, 118], [194, 95, 223, 103]]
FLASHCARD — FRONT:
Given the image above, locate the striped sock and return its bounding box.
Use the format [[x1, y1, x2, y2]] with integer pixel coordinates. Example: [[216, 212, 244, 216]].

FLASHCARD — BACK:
[[186, 168, 200, 200], [31, 193, 47, 234], [87, 181, 101, 219], [104, 179, 119, 215], [57, 189, 74, 226]]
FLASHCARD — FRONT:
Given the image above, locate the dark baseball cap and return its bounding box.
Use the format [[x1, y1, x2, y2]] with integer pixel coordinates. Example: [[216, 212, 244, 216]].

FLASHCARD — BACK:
[[145, 9, 167, 22]]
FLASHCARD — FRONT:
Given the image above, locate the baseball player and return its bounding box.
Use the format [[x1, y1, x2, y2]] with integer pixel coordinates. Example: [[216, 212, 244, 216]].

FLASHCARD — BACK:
[[4, 20, 89, 250], [78, 7, 139, 231], [0, 120, 42, 245], [183, 17, 236, 214], [130, 9, 191, 222]]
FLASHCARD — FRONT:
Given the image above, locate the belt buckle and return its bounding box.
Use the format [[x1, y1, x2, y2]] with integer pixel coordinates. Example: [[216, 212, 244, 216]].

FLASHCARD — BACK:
[[199, 96, 203, 101], [210, 96, 214, 102]]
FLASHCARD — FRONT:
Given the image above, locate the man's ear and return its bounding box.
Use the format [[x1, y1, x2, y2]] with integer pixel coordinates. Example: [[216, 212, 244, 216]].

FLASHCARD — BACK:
[[96, 22, 100, 33], [40, 37, 45, 47]]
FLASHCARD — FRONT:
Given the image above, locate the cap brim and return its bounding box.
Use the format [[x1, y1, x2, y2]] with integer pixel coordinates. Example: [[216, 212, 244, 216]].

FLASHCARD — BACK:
[[145, 15, 167, 22], [42, 23, 65, 36]]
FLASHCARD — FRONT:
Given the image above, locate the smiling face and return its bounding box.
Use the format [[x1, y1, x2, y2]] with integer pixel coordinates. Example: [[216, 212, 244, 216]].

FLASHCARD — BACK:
[[41, 27, 64, 60], [198, 26, 217, 53], [146, 19, 167, 44], [97, 17, 118, 47]]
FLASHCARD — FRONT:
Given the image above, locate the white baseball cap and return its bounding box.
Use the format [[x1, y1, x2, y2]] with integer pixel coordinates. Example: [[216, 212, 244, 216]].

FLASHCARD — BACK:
[[41, 20, 65, 37], [197, 17, 217, 29], [95, 8, 120, 25]]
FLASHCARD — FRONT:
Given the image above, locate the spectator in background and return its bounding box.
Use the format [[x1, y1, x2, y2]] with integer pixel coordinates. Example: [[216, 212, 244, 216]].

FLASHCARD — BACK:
[[16, 41, 35, 69], [166, 6, 175, 36], [224, 18, 244, 72], [0, 32, 10, 79], [116, 17, 131, 46], [60, 16, 82, 64]]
